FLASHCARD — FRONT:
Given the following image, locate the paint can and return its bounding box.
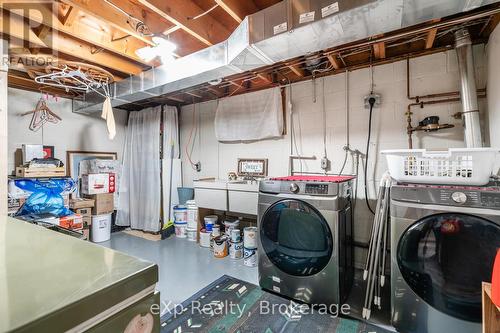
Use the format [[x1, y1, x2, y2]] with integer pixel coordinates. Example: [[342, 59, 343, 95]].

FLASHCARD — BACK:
[[186, 200, 198, 229], [173, 205, 187, 223], [174, 222, 187, 238], [204, 215, 218, 232], [224, 217, 240, 235], [213, 236, 228, 258], [243, 247, 258, 267], [229, 241, 243, 260], [230, 229, 241, 243], [243, 227, 258, 249], [199, 229, 211, 248], [211, 225, 221, 237], [186, 228, 197, 242]]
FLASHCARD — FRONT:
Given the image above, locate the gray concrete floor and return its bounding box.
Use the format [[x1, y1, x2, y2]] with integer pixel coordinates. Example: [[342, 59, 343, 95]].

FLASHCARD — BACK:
[[101, 232, 258, 306]]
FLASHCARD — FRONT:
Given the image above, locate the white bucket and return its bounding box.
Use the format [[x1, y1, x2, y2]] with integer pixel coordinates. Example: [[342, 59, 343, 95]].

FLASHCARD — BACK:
[[186, 228, 197, 242], [90, 214, 112, 243], [243, 247, 258, 267], [173, 205, 187, 223], [229, 241, 243, 260], [204, 215, 218, 231], [199, 229, 211, 248], [174, 222, 187, 238], [244, 227, 258, 249], [186, 200, 198, 229]]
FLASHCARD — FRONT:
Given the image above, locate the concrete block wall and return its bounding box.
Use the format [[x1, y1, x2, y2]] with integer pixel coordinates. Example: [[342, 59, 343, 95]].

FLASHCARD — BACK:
[[179, 46, 488, 266]]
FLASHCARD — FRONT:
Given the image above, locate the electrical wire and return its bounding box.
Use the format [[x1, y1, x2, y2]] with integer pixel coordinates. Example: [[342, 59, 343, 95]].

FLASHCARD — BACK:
[[322, 78, 327, 161], [339, 70, 350, 175], [188, 4, 219, 20], [185, 103, 199, 170], [364, 100, 376, 215]]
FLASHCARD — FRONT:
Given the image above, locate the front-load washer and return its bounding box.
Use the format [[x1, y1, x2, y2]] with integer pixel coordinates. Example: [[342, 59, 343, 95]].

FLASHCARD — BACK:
[[391, 182, 500, 333], [258, 175, 355, 306]]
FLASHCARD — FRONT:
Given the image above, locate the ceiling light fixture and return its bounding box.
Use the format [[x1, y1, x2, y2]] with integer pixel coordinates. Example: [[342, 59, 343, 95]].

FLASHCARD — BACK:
[[135, 36, 177, 63]]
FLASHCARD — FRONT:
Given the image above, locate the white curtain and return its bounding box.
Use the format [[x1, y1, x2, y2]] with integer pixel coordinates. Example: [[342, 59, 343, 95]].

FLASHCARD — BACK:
[[162, 105, 179, 159], [162, 105, 182, 222], [116, 106, 161, 232], [215, 87, 283, 141]]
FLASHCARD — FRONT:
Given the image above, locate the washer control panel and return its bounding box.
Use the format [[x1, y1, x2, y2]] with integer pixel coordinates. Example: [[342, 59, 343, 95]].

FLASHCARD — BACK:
[[305, 183, 329, 195]]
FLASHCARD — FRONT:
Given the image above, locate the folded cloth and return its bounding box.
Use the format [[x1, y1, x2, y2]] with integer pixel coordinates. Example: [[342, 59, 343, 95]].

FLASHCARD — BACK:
[[215, 87, 283, 142], [101, 96, 116, 140]]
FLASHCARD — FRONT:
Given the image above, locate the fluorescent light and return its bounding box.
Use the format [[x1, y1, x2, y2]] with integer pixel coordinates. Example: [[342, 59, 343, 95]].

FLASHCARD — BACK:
[[135, 46, 158, 62]]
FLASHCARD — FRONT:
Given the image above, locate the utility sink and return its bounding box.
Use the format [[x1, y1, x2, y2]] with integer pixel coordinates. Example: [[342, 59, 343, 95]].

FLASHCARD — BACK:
[[193, 179, 260, 215]]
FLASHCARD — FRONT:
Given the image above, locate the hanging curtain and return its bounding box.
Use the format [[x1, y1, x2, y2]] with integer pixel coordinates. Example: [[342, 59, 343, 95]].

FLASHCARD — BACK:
[[116, 106, 161, 232], [162, 105, 182, 223]]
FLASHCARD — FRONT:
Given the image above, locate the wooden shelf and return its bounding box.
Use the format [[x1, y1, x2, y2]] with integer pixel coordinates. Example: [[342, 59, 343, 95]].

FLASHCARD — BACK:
[[482, 282, 500, 333]]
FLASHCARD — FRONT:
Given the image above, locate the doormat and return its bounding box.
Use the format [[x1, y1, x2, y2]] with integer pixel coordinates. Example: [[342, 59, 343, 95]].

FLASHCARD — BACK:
[[122, 229, 161, 241], [160, 275, 392, 333]]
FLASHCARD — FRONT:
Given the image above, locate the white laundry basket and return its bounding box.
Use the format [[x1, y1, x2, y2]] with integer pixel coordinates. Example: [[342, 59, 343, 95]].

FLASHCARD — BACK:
[[381, 148, 499, 185]]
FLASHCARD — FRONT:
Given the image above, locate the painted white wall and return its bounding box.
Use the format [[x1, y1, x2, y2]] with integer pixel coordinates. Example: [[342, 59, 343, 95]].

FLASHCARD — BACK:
[[487, 23, 500, 152], [179, 47, 487, 264], [7, 88, 128, 174]]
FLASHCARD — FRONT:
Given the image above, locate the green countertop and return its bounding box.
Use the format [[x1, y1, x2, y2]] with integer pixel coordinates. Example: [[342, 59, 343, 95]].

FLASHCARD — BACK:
[[0, 216, 158, 333]]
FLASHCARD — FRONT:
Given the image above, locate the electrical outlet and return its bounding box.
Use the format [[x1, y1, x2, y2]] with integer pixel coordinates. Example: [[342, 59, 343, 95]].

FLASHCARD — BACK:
[[195, 162, 201, 172], [321, 157, 330, 171], [364, 93, 381, 109]]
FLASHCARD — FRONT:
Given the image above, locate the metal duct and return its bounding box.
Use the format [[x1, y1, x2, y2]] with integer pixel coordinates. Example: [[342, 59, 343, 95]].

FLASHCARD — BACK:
[[74, 0, 499, 114], [455, 28, 483, 147]]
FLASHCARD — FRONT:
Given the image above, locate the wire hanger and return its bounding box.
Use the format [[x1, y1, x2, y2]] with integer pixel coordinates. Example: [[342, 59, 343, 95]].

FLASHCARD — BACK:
[[21, 97, 62, 132]]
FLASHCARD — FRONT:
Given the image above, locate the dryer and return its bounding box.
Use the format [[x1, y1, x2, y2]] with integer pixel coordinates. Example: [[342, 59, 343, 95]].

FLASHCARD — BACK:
[[391, 182, 500, 333], [258, 175, 354, 306]]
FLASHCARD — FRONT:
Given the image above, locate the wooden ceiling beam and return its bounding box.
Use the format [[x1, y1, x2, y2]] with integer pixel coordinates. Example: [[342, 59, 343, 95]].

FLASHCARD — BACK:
[[214, 0, 259, 23], [60, 6, 79, 26], [165, 95, 184, 103], [373, 42, 386, 59], [3, 4, 151, 65], [326, 54, 341, 69], [60, 0, 155, 46], [425, 28, 437, 49], [136, 0, 231, 46], [287, 64, 305, 77], [1, 11, 145, 76]]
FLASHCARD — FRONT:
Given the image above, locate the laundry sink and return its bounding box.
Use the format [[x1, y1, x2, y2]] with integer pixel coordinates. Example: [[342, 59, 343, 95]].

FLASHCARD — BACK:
[[193, 179, 259, 215]]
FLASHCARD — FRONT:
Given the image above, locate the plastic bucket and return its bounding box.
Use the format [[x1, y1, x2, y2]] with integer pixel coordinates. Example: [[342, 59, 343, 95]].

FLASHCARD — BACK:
[[173, 205, 187, 223], [186, 228, 197, 242], [230, 229, 241, 243], [204, 215, 218, 231], [224, 218, 240, 235], [213, 236, 228, 258], [174, 222, 187, 238], [244, 247, 258, 267], [186, 200, 198, 229], [229, 241, 243, 260], [177, 187, 194, 205], [90, 214, 112, 243]]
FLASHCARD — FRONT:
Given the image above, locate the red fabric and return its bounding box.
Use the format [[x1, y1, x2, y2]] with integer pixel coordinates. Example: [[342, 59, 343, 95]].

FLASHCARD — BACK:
[[492, 249, 500, 307], [270, 175, 355, 183]]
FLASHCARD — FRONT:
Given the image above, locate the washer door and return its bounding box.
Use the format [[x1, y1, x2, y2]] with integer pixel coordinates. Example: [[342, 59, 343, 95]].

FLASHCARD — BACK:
[[397, 213, 500, 322], [260, 199, 333, 276]]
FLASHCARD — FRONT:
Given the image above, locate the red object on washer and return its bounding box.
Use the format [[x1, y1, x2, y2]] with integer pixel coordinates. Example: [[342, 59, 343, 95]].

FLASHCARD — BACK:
[[270, 175, 355, 182], [492, 249, 500, 307]]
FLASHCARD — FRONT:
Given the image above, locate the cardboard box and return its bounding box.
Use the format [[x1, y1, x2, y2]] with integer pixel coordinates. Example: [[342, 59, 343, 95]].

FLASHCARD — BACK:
[[22, 144, 43, 163], [59, 214, 83, 230], [81, 173, 116, 195], [82, 216, 92, 228], [83, 193, 114, 215], [69, 198, 95, 209], [74, 207, 92, 217], [79, 159, 120, 175]]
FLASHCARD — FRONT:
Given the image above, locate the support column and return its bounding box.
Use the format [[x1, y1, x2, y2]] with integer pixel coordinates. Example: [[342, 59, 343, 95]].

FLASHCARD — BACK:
[[0, 39, 8, 215]]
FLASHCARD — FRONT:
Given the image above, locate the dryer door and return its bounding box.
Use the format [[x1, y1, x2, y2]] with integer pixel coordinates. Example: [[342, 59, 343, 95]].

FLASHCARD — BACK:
[[260, 199, 333, 276], [397, 213, 500, 322]]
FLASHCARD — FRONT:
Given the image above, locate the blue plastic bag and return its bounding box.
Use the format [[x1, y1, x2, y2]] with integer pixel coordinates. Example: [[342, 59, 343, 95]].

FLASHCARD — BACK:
[[14, 178, 76, 217]]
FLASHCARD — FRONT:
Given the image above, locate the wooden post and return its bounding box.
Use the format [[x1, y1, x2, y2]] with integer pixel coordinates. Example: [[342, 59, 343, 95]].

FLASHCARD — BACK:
[[0, 38, 8, 215]]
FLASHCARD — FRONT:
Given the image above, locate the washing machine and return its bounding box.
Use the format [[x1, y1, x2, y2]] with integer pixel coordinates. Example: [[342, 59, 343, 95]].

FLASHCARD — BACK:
[[258, 175, 355, 306], [391, 182, 500, 333]]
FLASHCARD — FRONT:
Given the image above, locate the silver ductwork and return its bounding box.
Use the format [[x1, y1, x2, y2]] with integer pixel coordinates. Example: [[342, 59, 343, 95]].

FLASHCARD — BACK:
[[74, 0, 499, 114], [455, 28, 483, 147]]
